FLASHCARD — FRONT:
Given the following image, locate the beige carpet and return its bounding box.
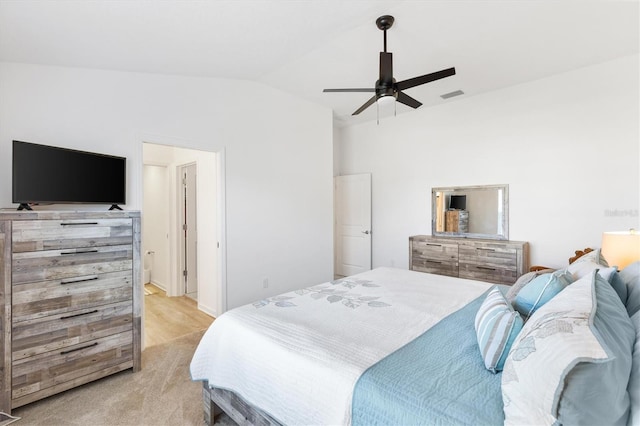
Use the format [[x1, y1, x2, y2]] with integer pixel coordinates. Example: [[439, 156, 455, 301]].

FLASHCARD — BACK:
[[12, 330, 228, 426]]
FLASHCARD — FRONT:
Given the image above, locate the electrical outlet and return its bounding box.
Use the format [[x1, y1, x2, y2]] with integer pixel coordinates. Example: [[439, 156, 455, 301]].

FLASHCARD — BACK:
[[263, 278, 269, 289]]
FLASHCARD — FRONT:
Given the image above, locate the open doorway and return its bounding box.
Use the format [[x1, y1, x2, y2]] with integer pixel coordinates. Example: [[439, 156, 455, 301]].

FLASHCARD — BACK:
[[142, 141, 223, 346]]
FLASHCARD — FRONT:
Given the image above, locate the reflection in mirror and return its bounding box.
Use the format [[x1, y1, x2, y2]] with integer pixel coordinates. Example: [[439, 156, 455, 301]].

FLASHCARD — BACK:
[[432, 184, 509, 240]]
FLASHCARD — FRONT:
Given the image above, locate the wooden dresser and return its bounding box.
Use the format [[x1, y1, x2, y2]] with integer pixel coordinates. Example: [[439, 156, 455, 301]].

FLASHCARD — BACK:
[[0, 210, 141, 413], [409, 235, 529, 285]]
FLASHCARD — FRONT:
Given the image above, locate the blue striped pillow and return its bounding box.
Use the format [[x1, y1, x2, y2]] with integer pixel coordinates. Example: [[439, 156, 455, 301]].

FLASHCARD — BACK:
[[475, 287, 524, 373]]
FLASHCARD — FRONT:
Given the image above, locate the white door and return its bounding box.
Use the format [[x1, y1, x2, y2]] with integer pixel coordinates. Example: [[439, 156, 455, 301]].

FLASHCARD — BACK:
[[181, 163, 198, 299], [335, 173, 372, 277]]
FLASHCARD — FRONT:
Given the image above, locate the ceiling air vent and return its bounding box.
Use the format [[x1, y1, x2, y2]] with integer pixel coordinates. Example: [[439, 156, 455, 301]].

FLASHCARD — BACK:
[[440, 90, 464, 99]]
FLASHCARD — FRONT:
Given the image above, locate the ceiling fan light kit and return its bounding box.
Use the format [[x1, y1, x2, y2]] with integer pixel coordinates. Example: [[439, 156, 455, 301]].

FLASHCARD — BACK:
[[323, 15, 456, 120]]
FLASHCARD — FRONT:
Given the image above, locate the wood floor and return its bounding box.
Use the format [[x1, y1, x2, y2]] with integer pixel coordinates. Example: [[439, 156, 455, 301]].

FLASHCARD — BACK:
[[144, 284, 215, 347]]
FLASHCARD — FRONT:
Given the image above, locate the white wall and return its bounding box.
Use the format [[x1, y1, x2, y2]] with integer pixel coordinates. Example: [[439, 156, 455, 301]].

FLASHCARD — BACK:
[[0, 62, 334, 310], [337, 55, 639, 270]]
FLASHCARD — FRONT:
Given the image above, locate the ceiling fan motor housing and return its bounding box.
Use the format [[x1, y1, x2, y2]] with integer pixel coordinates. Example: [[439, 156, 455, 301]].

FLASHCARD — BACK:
[[376, 81, 397, 100]]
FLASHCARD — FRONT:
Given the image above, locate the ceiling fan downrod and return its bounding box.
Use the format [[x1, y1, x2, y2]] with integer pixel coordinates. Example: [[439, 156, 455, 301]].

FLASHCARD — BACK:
[[376, 15, 394, 53]]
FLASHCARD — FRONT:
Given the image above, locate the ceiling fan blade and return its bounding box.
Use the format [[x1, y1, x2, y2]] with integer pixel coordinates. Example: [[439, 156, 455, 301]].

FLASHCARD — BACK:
[[352, 95, 377, 115], [379, 52, 393, 84], [396, 91, 422, 109], [396, 67, 456, 91], [323, 88, 375, 93]]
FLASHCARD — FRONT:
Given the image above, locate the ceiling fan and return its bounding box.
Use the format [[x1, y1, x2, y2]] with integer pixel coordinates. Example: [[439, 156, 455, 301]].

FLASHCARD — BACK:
[[323, 15, 456, 116]]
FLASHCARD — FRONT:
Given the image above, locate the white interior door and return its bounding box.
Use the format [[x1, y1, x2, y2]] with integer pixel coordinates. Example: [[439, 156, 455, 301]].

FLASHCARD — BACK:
[[181, 163, 198, 298], [335, 173, 372, 277]]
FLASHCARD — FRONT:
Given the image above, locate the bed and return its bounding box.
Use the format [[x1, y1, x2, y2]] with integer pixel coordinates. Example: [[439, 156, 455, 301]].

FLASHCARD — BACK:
[[190, 256, 640, 426]]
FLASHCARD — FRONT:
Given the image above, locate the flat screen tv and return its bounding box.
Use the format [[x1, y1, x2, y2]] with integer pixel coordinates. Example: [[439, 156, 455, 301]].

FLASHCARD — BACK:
[[449, 194, 466, 210], [12, 140, 126, 210]]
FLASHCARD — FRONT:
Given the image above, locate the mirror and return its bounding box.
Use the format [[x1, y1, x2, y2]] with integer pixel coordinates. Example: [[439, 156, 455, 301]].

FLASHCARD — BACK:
[[432, 184, 509, 240]]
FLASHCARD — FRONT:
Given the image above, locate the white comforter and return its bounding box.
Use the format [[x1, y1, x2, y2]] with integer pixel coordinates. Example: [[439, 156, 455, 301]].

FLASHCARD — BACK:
[[190, 267, 491, 425]]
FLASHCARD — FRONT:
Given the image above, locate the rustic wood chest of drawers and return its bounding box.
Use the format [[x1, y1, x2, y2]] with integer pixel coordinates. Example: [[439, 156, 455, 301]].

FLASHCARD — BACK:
[[0, 211, 141, 414], [409, 235, 528, 285], [444, 210, 469, 233]]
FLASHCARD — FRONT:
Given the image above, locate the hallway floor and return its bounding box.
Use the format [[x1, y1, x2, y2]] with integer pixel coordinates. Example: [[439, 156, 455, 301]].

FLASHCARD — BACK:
[[144, 284, 215, 347]]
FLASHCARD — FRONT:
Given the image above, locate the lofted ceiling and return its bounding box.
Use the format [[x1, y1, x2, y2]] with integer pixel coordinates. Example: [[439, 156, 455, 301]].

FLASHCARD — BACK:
[[0, 1, 638, 127]]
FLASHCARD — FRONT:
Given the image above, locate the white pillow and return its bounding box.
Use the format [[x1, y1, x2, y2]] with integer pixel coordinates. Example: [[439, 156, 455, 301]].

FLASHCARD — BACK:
[[568, 261, 616, 281]]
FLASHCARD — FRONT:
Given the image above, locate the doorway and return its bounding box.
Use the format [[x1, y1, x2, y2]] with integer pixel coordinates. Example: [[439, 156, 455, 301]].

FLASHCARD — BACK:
[[180, 162, 198, 300], [141, 141, 223, 320]]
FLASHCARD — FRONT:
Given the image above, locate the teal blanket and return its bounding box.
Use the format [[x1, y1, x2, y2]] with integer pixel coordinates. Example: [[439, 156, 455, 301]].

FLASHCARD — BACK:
[[352, 292, 504, 425]]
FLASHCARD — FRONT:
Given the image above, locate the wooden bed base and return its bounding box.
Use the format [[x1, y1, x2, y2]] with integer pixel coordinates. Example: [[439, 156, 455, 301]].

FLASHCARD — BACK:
[[201, 381, 282, 426]]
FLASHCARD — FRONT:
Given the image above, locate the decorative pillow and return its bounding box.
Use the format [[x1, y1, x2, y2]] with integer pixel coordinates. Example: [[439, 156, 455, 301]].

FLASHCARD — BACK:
[[621, 261, 640, 317], [505, 269, 554, 304], [512, 269, 574, 318], [475, 287, 524, 373], [628, 311, 640, 426], [502, 271, 635, 426]]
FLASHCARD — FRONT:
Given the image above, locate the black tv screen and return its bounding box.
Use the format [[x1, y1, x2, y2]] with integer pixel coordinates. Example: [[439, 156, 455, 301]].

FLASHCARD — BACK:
[[12, 140, 126, 206], [449, 195, 466, 210]]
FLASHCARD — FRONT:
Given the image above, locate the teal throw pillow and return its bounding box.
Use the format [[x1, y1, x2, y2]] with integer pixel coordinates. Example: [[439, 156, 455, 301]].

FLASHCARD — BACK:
[[513, 269, 574, 318]]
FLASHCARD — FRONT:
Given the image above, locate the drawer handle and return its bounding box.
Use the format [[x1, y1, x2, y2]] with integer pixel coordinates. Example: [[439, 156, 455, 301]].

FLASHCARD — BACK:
[[60, 342, 98, 355], [60, 249, 98, 255], [426, 243, 442, 247], [60, 222, 99, 226], [60, 309, 99, 320], [476, 248, 496, 252], [60, 275, 99, 285], [476, 266, 497, 271], [426, 260, 443, 264]]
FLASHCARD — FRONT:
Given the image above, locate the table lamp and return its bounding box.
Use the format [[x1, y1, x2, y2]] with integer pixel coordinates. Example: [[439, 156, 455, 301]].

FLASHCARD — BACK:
[[601, 229, 640, 270]]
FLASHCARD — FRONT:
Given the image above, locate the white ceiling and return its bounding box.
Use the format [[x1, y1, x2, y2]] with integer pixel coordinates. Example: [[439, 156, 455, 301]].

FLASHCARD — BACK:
[[0, 1, 638, 127]]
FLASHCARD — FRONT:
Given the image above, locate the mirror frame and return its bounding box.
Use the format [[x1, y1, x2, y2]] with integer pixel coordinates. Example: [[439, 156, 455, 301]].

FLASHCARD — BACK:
[[431, 184, 509, 240]]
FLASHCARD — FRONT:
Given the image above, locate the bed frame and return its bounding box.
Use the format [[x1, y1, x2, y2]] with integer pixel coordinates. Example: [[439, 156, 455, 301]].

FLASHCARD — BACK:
[[202, 381, 281, 426]]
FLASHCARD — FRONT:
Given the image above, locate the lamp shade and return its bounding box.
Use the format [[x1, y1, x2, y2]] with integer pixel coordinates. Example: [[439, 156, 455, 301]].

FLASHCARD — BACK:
[[377, 95, 396, 108], [601, 230, 640, 270]]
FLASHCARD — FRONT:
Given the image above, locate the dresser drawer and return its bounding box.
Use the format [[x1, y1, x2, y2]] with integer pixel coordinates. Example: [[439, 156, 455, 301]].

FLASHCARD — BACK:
[[12, 219, 132, 253], [459, 264, 518, 285], [411, 257, 458, 277], [11, 332, 133, 404], [458, 244, 517, 269], [410, 238, 459, 277], [11, 270, 132, 322], [411, 240, 458, 262], [12, 301, 133, 360], [11, 244, 132, 285]]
